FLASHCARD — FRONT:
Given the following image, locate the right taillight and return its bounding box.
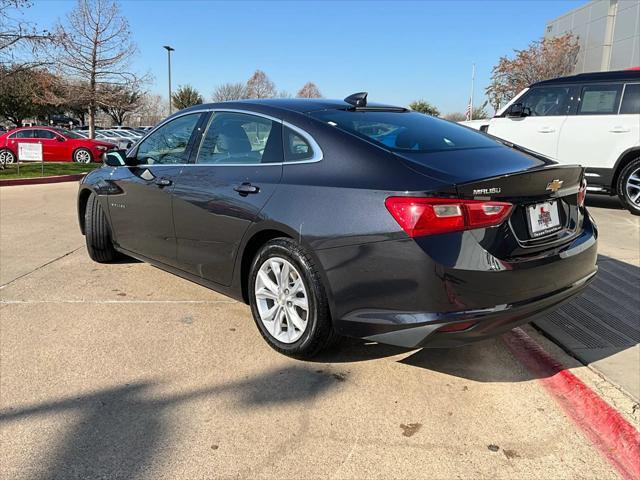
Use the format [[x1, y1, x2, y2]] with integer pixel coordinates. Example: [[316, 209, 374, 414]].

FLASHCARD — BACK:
[[385, 196, 513, 238], [577, 179, 587, 207]]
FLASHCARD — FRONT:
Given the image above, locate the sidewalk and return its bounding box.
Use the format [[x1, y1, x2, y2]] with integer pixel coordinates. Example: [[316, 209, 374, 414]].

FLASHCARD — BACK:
[[534, 196, 640, 401]]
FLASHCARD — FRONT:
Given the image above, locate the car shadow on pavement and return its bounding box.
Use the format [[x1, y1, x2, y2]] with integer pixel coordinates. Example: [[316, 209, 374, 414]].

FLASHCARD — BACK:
[[0, 365, 340, 480], [586, 194, 625, 210]]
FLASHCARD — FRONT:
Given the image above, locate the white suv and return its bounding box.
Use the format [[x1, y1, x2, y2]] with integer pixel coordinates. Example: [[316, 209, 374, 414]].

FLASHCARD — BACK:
[[482, 70, 640, 214]]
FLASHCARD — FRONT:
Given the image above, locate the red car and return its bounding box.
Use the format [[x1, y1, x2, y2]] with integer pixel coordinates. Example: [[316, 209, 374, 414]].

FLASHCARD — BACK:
[[0, 126, 116, 164]]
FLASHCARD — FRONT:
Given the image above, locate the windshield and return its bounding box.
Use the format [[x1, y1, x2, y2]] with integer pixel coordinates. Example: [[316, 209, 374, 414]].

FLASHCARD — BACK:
[[55, 128, 83, 139], [309, 110, 498, 153]]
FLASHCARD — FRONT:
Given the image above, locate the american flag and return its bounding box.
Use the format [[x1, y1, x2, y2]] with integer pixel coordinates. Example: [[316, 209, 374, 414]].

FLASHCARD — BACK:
[[465, 98, 473, 120]]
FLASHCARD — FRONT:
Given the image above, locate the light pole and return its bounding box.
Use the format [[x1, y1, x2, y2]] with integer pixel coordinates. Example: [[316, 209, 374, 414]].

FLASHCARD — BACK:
[[163, 45, 175, 115]]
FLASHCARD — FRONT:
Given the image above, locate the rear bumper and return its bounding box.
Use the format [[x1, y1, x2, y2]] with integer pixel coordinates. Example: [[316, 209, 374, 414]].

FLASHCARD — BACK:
[[320, 210, 598, 349], [334, 269, 596, 348]]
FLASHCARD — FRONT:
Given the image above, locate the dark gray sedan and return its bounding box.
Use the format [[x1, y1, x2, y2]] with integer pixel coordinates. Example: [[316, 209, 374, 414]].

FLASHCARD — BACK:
[[78, 94, 597, 358]]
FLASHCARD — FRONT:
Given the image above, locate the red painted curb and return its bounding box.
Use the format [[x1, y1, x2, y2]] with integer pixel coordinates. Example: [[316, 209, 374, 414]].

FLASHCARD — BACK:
[[503, 328, 640, 480], [0, 173, 85, 187]]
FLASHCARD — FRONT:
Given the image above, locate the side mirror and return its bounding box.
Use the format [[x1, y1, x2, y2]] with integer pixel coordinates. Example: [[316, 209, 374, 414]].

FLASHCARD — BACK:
[[56, 136, 65, 142], [103, 150, 127, 167], [508, 103, 524, 117]]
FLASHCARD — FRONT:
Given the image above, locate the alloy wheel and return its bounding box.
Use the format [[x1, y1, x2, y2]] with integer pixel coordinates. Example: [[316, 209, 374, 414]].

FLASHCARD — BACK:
[[254, 257, 309, 344], [625, 166, 640, 206], [74, 149, 91, 163], [0, 150, 15, 164]]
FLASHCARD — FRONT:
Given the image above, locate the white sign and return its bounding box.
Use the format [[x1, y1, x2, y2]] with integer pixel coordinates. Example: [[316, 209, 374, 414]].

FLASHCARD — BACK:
[[18, 142, 43, 162]]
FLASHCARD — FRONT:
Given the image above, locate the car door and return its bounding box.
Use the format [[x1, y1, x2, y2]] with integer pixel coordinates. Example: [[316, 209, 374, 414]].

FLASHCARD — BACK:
[[172, 110, 283, 285], [487, 85, 577, 159], [7, 129, 36, 158], [34, 129, 66, 161], [107, 112, 207, 266], [557, 83, 631, 171]]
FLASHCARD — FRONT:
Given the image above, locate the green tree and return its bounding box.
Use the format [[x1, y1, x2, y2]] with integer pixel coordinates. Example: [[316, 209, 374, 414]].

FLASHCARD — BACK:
[[171, 84, 203, 110], [409, 100, 440, 117]]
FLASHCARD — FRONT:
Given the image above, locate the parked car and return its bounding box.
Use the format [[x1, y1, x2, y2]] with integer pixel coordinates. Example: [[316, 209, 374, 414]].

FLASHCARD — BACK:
[[78, 94, 597, 358], [0, 126, 117, 164], [479, 70, 640, 214], [75, 130, 133, 151]]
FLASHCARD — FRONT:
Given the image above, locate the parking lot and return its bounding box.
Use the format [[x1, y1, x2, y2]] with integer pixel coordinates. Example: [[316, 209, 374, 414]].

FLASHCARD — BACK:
[[0, 182, 638, 479]]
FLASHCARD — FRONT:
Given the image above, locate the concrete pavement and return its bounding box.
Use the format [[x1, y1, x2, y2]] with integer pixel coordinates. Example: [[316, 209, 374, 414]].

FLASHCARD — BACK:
[[0, 182, 637, 479]]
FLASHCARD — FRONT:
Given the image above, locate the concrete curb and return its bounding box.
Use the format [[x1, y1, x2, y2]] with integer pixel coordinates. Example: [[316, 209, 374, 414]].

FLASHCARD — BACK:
[[0, 174, 85, 187], [503, 327, 640, 480]]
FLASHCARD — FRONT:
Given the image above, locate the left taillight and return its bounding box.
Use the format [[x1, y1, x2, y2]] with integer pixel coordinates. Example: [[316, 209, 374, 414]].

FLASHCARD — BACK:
[[385, 196, 513, 238]]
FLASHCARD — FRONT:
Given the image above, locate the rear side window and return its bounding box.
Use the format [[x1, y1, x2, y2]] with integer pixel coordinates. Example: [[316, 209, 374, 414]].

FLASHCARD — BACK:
[[310, 110, 498, 153], [284, 126, 314, 162], [519, 86, 576, 116], [196, 112, 282, 164], [10, 130, 33, 139], [620, 84, 640, 114], [578, 84, 622, 115]]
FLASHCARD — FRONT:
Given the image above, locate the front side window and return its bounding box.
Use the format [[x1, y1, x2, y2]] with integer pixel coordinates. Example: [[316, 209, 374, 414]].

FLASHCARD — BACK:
[[310, 110, 498, 153], [519, 86, 576, 116], [620, 83, 640, 115], [578, 84, 622, 115], [34, 129, 57, 139], [196, 112, 282, 164], [135, 113, 202, 165]]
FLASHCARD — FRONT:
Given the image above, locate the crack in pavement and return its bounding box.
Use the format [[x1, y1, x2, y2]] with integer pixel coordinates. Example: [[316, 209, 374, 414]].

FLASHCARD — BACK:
[[0, 246, 83, 290]]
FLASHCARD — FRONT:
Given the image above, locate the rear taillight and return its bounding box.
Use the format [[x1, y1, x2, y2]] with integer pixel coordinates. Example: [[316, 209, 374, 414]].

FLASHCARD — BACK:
[[385, 197, 513, 237], [577, 179, 587, 207]]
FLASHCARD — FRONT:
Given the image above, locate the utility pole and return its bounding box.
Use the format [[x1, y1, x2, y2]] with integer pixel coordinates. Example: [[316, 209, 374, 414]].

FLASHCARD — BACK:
[[163, 45, 175, 115], [470, 63, 475, 121]]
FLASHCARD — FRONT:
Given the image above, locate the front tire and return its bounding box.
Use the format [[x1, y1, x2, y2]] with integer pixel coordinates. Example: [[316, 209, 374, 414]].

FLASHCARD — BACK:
[[74, 148, 93, 164], [0, 149, 16, 165], [248, 238, 337, 359], [84, 192, 118, 262], [617, 158, 640, 215]]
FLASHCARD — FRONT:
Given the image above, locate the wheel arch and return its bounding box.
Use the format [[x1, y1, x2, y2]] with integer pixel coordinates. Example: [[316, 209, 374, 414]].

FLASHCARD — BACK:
[[77, 187, 94, 234], [613, 147, 640, 189]]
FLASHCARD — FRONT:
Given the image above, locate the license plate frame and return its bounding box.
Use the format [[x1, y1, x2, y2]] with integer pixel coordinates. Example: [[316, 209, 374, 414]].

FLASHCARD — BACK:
[[526, 200, 562, 238]]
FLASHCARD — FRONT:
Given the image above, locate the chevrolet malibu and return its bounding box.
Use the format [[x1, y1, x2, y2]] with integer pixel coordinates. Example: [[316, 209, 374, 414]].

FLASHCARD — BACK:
[[77, 94, 598, 358]]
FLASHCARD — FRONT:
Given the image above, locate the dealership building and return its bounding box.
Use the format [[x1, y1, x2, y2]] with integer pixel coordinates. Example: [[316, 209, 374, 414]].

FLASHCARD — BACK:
[[545, 0, 640, 73]]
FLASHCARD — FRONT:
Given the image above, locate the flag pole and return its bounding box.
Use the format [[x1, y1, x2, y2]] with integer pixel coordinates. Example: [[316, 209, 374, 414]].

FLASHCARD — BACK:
[[470, 63, 475, 121]]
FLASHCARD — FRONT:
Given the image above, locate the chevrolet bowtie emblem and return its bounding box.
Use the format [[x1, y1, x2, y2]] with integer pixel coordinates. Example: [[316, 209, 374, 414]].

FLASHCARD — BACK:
[[546, 179, 563, 192]]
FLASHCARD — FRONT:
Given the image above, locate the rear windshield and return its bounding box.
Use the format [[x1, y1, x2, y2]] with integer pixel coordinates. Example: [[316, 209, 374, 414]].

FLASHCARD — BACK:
[[309, 110, 498, 153]]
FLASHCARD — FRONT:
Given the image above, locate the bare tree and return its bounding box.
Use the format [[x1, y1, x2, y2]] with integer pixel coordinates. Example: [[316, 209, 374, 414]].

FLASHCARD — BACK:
[[275, 90, 292, 98], [296, 82, 322, 98], [245, 69, 276, 99], [486, 34, 579, 110], [0, 0, 56, 74], [443, 112, 466, 122], [56, 0, 140, 137], [171, 84, 203, 110], [135, 93, 166, 126], [212, 82, 246, 102]]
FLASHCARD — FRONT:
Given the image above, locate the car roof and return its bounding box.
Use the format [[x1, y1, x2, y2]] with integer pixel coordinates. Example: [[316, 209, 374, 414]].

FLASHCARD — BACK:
[[178, 97, 404, 116], [532, 69, 640, 87]]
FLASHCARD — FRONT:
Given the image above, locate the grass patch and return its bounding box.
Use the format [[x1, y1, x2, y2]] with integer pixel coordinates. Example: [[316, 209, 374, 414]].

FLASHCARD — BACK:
[[0, 162, 101, 179]]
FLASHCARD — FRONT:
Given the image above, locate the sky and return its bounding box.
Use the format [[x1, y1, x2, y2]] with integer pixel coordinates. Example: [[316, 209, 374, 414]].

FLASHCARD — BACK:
[[23, 0, 586, 114]]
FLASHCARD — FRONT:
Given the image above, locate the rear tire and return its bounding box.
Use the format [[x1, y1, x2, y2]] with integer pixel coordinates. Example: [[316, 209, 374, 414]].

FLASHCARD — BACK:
[[74, 148, 93, 163], [85, 192, 118, 262], [0, 149, 16, 165], [248, 238, 337, 359], [616, 158, 640, 216]]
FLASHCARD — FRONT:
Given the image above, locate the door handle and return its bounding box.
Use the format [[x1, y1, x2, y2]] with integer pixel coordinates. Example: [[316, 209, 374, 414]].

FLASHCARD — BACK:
[[537, 127, 555, 133], [155, 178, 173, 187], [609, 126, 630, 133], [234, 182, 259, 195]]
